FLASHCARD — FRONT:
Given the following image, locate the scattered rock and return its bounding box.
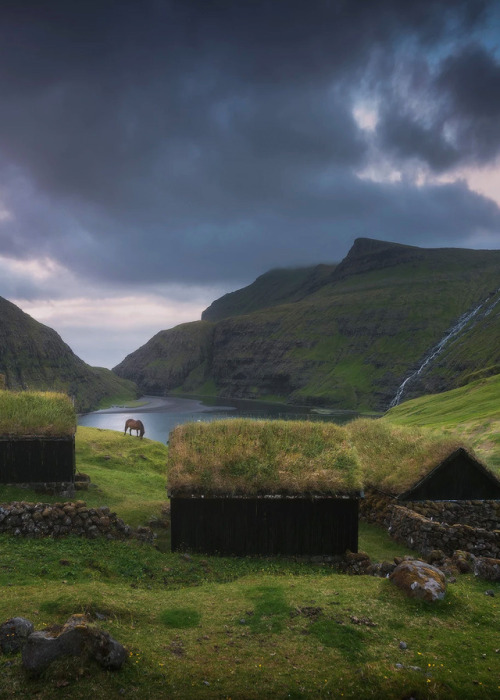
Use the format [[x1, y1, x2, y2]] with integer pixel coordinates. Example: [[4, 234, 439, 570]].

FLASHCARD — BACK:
[[389, 559, 447, 602], [22, 614, 127, 676], [485, 590, 496, 597], [0, 617, 34, 654], [473, 557, 500, 582], [350, 616, 377, 627], [399, 641, 408, 650], [452, 550, 474, 574]]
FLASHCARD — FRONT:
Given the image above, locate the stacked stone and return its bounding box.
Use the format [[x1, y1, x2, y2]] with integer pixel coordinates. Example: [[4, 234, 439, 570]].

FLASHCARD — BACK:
[[388, 504, 500, 559], [0, 501, 153, 542], [405, 500, 500, 530], [359, 491, 393, 526]]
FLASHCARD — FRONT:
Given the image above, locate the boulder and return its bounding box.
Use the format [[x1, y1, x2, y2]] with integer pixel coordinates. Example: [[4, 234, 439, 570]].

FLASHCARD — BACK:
[[0, 617, 34, 654], [389, 559, 447, 602], [22, 614, 127, 676], [473, 556, 500, 582]]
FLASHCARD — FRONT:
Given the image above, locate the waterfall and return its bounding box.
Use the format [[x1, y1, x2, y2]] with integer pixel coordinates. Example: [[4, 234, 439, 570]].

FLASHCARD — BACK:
[[389, 288, 500, 408]]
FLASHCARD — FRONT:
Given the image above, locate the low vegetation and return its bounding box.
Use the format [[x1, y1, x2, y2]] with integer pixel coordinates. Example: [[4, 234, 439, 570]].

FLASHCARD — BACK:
[[168, 419, 362, 496], [347, 419, 467, 495], [0, 390, 76, 437], [0, 386, 499, 698], [385, 374, 500, 472]]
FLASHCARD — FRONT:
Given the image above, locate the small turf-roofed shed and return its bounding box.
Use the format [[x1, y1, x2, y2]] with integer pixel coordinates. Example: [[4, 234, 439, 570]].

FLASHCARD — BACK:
[[168, 419, 362, 556], [348, 419, 500, 501], [398, 448, 500, 501], [0, 391, 76, 486]]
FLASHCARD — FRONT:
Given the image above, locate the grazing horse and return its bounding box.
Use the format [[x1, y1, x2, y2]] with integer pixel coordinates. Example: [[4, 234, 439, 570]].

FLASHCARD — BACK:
[[124, 418, 145, 438]]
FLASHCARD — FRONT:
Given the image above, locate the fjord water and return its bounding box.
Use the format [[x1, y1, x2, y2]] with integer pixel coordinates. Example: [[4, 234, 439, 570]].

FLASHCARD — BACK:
[[78, 395, 359, 444]]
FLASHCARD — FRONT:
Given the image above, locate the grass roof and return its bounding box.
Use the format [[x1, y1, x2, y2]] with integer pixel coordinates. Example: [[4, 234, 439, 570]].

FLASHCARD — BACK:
[[0, 390, 76, 437], [347, 418, 472, 495], [168, 418, 362, 496]]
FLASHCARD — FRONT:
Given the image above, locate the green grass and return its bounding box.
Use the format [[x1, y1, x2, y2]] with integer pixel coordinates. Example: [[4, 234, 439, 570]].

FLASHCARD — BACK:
[[0, 425, 499, 698], [0, 390, 76, 436], [0, 545, 498, 699], [0, 426, 168, 528], [384, 374, 500, 472]]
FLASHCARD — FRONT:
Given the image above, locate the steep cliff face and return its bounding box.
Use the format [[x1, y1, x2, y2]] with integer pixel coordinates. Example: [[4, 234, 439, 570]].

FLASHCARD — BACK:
[[113, 239, 500, 410], [114, 321, 215, 396], [0, 296, 137, 412]]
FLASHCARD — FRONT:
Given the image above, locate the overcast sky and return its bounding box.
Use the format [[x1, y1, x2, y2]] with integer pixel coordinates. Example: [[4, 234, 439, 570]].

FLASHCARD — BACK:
[[1, 0, 500, 368]]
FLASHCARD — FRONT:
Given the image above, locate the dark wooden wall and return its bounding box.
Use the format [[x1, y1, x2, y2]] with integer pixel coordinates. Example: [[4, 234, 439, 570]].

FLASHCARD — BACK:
[[171, 497, 359, 556], [0, 437, 75, 483]]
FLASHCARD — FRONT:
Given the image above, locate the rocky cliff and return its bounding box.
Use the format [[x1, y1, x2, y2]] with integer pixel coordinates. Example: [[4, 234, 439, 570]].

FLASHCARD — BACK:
[[0, 296, 137, 413], [113, 238, 500, 411]]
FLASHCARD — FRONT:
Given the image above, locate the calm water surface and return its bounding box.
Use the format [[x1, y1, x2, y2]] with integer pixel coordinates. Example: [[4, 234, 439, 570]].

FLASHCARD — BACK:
[[78, 395, 359, 444]]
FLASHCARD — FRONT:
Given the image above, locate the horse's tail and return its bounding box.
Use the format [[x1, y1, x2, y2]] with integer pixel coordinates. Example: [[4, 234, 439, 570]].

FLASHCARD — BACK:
[[124, 420, 129, 435]]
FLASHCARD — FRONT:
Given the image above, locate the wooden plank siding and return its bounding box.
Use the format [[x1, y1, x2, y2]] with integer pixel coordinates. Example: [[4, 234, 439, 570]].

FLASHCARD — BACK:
[[0, 437, 75, 483], [171, 497, 359, 556]]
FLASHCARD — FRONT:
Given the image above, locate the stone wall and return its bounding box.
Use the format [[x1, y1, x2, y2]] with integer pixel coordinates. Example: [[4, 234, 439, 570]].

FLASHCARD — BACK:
[[404, 500, 500, 530], [360, 490, 500, 558], [0, 501, 153, 542], [387, 504, 500, 559]]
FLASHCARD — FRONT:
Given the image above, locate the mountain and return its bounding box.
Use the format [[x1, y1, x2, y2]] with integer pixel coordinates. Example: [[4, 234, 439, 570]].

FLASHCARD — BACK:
[[0, 296, 137, 413], [113, 238, 500, 411], [202, 264, 338, 321]]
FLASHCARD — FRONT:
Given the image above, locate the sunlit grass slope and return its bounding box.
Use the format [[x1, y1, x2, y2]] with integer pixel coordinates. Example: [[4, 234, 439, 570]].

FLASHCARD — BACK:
[[384, 374, 500, 472], [0, 427, 168, 527]]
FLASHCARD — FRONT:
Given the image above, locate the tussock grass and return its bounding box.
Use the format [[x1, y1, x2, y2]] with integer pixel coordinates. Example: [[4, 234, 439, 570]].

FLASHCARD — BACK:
[[0, 390, 76, 437], [347, 418, 467, 495], [168, 419, 362, 496]]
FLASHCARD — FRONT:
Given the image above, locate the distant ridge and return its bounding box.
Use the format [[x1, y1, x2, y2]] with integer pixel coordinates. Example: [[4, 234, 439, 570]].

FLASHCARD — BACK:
[[0, 296, 137, 412], [115, 238, 500, 411], [202, 264, 337, 322]]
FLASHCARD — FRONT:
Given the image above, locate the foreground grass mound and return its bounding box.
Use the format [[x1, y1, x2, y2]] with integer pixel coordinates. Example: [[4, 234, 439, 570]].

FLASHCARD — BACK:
[[0, 533, 498, 699], [0, 390, 76, 437], [168, 419, 362, 496]]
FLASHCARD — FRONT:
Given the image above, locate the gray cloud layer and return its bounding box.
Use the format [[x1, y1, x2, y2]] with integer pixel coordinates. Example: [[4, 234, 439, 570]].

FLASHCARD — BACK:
[[0, 0, 499, 293]]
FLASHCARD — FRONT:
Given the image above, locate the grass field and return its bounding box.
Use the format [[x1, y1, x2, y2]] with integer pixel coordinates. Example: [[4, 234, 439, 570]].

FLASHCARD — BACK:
[[0, 422, 499, 698]]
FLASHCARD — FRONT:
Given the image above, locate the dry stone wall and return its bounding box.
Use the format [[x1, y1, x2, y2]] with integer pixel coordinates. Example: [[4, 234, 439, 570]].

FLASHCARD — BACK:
[[0, 501, 153, 542], [361, 490, 500, 558], [387, 504, 500, 559]]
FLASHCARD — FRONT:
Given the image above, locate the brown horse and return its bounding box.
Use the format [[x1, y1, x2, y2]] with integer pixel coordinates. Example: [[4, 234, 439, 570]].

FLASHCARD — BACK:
[[124, 418, 145, 438]]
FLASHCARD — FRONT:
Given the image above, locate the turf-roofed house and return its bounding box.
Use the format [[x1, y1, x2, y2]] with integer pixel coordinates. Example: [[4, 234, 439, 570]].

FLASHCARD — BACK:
[[349, 419, 500, 503], [0, 390, 76, 495], [350, 419, 500, 557], [168, 419, 363, 556]]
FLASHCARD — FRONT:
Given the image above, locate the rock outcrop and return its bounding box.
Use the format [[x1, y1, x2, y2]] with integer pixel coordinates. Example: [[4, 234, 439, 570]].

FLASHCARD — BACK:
[[0, 617, 34, 654], [22, 614, 127, 676], [389, 559, 447, 602]]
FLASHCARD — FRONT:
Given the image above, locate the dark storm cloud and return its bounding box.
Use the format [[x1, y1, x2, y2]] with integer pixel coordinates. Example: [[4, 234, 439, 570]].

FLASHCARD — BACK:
[[0, 0, 498, 291], [375, 42, 500, 171]]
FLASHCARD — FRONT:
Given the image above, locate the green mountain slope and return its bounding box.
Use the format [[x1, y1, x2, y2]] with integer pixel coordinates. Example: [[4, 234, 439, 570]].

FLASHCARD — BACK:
[[114, 238, 500, 411], [202, 264, 337, 321], [0, 296, 137, 413]]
